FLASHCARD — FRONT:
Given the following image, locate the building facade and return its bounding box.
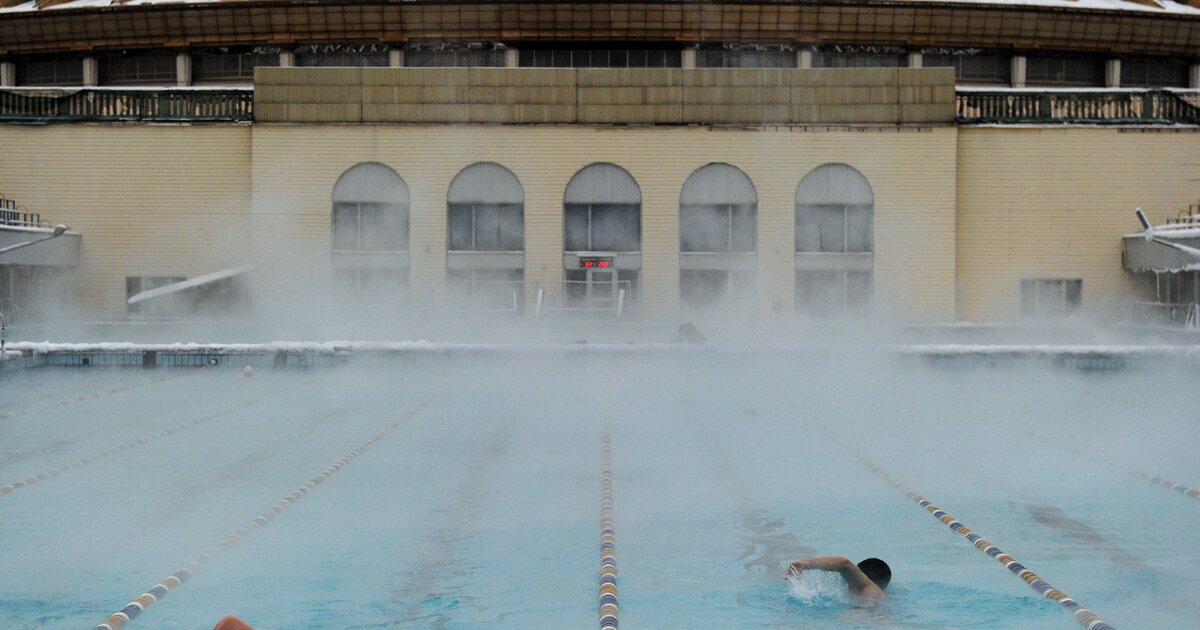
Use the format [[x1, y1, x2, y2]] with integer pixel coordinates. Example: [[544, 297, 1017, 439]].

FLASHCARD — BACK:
[[1, 0, 1198, 325]]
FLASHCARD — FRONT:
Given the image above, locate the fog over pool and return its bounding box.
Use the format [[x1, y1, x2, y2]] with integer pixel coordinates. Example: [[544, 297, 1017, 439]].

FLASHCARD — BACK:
[[1, 342, 1197, 629]]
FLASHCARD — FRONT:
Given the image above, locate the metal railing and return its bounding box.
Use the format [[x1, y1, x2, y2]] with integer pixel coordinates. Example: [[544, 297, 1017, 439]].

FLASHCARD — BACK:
[[447, 279, 524, 313], [957, 89, 1200, 125], [0, 87, 254, 123], [556, 279, 633, 317], [1, 210, 43, 229], [1131, 301, 1200, 327], [0, 195, 48, 229]]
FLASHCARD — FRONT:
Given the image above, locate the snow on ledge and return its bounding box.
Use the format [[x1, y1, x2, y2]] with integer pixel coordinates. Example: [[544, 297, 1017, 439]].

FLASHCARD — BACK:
[[1, 340, 676, 354], [897, 344, 1200, 357], [3, 340, 1200, 359]]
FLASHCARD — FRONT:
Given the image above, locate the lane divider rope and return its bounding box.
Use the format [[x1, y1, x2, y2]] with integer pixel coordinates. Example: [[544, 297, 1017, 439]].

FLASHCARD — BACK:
[[1016, 427, 1200, 502], [1, 364, 215, 421], [93, 399, 432, 630], [599, 435, 619, 630], [819, 426, 1116, 630], [0, 400, 259, 497]]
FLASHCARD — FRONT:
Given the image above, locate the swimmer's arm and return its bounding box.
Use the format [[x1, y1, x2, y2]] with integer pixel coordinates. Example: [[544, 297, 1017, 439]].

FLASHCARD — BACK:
[[787, 556, 877, 593]]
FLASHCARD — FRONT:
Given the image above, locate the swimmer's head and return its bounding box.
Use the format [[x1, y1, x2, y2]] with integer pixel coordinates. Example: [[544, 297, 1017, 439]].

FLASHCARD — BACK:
[[857, 558, 891, 590]]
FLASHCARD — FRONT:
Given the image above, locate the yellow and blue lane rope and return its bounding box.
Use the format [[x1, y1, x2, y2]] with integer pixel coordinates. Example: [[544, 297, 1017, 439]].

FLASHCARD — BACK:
[[599, 435, 619, 630], [822, 427, 1116, 630], [93, 400, 430, 630], [1017, 427, 1200, 502], [0, 400, 257, 497]]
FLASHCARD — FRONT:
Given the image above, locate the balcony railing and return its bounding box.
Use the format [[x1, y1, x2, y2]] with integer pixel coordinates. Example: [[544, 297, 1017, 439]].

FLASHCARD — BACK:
[[0, 87, 253, 123], [1131, 301, 1200, 328], [957, 89, 1200, 125], [1, 86, 1198, 126], [0, 196, 46, 229]]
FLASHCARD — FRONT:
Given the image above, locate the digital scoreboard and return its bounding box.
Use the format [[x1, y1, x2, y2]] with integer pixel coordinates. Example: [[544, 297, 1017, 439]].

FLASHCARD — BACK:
[[578, 257, 614, 268]]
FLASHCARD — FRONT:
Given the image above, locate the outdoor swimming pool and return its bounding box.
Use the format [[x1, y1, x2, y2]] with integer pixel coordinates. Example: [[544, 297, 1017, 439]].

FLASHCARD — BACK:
[[1, 349, 1198, 629]]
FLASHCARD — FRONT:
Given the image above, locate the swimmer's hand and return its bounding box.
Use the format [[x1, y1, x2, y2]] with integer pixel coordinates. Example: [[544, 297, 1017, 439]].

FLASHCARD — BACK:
[[787, 560, 808, 577]]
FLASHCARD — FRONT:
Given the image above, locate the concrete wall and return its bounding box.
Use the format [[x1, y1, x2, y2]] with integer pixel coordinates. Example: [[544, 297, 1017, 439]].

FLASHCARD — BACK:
[[255, 67, 956, 126], [250, 123, 958, 321], [0, 124, 252, 318], [7, 118, 1196, 324], [956, 127, 1200, 320]]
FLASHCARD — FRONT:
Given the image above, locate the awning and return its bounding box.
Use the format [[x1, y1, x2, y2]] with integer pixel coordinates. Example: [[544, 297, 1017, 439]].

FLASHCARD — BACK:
[[1123, 224, 1200, 273], [127, 264, 253, 305]]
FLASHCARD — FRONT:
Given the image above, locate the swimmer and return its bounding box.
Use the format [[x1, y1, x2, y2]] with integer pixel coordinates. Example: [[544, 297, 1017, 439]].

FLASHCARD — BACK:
[[787, 556, 890, 604], [213, 615, 254, 630], [243, 365, 253, 378]]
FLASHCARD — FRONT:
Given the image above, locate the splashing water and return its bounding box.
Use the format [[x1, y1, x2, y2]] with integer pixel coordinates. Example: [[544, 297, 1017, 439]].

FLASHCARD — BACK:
[[786, 571, 849, 607]]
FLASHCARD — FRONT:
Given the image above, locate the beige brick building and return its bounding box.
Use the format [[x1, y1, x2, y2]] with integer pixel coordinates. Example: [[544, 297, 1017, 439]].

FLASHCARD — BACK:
[[1, 67, 1197, 325]]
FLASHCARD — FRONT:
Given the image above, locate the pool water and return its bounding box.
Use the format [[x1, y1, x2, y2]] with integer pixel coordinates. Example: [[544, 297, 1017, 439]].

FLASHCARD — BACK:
[[1, 350, 1198, 629]]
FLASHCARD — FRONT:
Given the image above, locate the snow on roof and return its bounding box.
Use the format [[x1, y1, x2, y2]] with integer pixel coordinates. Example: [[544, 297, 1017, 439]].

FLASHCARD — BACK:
[[126, 264, 252, 305], [0, 223, 71, 234], [1123, 223, 1200, 240], [2, 0, 1199, 15]]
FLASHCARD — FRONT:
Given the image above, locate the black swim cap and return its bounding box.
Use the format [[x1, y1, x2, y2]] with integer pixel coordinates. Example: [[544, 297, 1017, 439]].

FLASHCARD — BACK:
[[857, 558, 891, 590]]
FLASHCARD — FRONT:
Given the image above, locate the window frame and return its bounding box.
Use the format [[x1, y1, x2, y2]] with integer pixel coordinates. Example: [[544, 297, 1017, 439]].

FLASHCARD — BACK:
[[100, 54, 177, 85], [1020, 278, 1083, 317], [447, 202, 524, 252]]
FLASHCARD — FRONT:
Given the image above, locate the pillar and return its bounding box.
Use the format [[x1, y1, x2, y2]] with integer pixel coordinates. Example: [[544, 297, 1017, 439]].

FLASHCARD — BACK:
[[176, 52, 192, 86], [1105, 58, 1121, 88], [389, 49, 404, 67], [0, 61, 14, 87], [907, 52, 923, 68], [504, 48, 519, 68], [279, 51, 295, 67], [798, 49, 813, 69], [1010, 55, 1026, 88], [682, 47, 697, 69], [82, 56, 98, 86]]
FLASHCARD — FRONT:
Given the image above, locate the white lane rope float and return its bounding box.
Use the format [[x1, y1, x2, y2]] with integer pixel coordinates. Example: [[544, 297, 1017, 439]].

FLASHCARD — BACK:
[[0, 400, 259, 497], [93, 399, 432, 630], [820, 426, 1116, 630], [0, 364, 215, 421], [599, 435, 619, 630], [1016, 427, 1200, 502]]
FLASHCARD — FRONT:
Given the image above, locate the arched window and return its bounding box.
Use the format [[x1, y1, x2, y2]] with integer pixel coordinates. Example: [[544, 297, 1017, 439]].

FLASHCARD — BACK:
[[447, 162, 524, 252], [446, 162, 525, 311], [679, 163, 758, 311], [794, 164, 874, 315], [332, 162, 409, 253], [795, 164, 873, 254], [563, 163, 642, 313], [331, 163, 409, 291], [564, 163, 641, 252], [680, 163, 757, 253]]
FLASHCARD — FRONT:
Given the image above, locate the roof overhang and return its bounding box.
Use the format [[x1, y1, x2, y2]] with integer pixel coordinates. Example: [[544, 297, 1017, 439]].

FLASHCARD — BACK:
[[1123, 232, 1200, 272], [1, 1, 1199, 58], [0, 224, 80, 267]]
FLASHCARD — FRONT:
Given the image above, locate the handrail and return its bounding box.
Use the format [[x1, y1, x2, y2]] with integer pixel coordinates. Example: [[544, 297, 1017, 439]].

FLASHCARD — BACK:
[[1, 86, 1197, 125], [1, 194, 60, 233], [0, 87, 253, 123], [957, 89, 1200, 125], [0, 203, 46, 229]]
